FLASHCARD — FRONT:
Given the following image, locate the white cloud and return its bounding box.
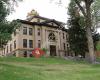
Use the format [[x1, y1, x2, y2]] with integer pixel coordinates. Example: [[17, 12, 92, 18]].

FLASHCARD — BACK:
[[7, 0, 70, 23]]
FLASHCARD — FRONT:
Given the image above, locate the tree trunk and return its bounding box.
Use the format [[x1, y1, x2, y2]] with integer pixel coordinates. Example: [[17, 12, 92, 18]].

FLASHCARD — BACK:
[[86, 27, 95, 63], [85, 1, 95, 63]]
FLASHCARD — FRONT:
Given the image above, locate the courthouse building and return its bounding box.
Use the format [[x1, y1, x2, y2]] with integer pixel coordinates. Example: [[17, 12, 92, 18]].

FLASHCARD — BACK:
[[0, 10, 69, 57]]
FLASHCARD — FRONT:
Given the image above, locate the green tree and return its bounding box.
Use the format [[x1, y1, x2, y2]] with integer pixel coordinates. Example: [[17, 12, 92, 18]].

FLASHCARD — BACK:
[[68, 0, 88, 58], [51, 0, 96, 63], [0, 20, 19, 48], [0, 0, 22, 48], [72, 0, 96, 63], [68, 0, 100, 58], [92, 0, 100, 24]]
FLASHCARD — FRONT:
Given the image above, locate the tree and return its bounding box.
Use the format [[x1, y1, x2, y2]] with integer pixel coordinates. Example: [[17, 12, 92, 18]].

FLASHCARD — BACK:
[[73, 0, 96, 63], [68, 0, 100, 59], [0, 0, 22, 48], [55, 0, 96, 63], [68, 0, 88, 58], [0, 20, 19, 48]]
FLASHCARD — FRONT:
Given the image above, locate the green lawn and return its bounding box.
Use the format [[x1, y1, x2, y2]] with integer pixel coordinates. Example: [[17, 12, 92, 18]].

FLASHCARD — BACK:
[[0, 57, 100, 80]]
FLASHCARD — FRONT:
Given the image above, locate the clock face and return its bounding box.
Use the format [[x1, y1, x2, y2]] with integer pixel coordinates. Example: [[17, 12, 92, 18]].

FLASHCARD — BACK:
[[32, 48, 44, 58]]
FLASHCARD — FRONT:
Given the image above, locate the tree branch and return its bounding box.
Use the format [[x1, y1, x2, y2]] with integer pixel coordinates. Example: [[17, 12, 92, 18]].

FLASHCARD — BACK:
[[89, 0, 94, 4], [74, 0, 86, 17]]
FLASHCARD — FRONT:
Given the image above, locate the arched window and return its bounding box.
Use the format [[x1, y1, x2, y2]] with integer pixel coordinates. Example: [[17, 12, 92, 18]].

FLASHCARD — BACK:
[[48, 33, 56, 41]]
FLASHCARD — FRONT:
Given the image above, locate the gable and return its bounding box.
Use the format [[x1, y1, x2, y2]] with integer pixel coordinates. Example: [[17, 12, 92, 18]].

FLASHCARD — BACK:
[[40, 20, 62, 27]]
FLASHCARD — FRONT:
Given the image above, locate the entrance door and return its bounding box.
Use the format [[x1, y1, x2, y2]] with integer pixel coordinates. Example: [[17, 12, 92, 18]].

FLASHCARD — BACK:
[[50, 45, 56, 56]]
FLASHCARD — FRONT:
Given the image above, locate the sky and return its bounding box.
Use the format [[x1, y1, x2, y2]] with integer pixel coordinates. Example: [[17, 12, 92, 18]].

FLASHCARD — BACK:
[[7, 0, 100, 32], [7, 0, 70, 23]]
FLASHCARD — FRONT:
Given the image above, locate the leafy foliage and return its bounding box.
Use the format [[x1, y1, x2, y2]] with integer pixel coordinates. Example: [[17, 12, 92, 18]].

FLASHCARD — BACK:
[[68, 0, 100, 58], [0, 0, 22, 48], [92, 0, 100, 22], [0, 20, 20, 48], [93, 32, 100, 50], [68, 0, 87, 57], [41, 48, 48, 54]]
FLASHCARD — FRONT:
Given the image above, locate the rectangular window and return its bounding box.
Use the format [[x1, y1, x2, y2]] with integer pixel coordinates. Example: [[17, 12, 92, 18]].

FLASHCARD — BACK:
[[23, 39, 27, 48], [37, 28, 40, 36], [29, 40, 33, 48], [14, 41, 16, 49], [23, 27, 27, 35], [38, 40, 41, 48], [29, 28, 33, 35], [63, 43, 65, 50]]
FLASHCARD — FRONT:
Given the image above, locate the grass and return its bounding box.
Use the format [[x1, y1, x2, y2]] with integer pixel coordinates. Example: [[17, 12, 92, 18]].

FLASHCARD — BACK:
[[0, 57, 100, 80]]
